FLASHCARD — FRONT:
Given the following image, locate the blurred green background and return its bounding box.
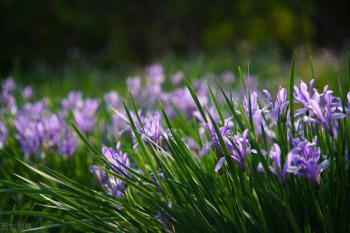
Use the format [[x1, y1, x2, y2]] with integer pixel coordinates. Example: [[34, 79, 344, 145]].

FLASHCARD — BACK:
[[0, 0, 349, 90]]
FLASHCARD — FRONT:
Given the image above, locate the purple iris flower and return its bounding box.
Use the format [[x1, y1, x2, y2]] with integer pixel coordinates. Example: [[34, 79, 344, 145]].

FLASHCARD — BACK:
[[22, 86, 33, 100], [215, 129, 255, 171], [144, 82, 163, 106], [263, 87, 288, 124], [294, 80, 345, 138], [194, 106, 220, 125], [1, 77, 17, 115], [129, 111, 163, 146], [243, 91, 263, 133], [268, 144, 294, 183], [193, 80, 209, 102], [162, 88, 197, 118], [171, 71, 184, 85], [145, 63, 164, 84], [2, 77, 15, 90], [127, 73, 163, 108], [221, 71, 236, 84], [58, 128, 77, 156], [90, 165, 127, 197], [14, 99, 77, 157], [73, 98, 99, 133], [293, 79, 315, 107], [207, 118, 232, 150], [102, 143, 130, 175], [104, 91, 120, 108], [162, 81, 208, 119], [142, 112, 163, 143], [0, 119, 8, 149], [14, 99, 50, 155], [61, 91, 83, 113], [91, 143, 130, 197], [1, 94, 17, 115], [61, 91, 99, 133], [14, 120, 42, 156], [243, 74, 259, 92], [127, 76, 142, 96], [40, 114, 61, 149], [109, 112, 128, 139], [184, 136, 213, 157], [288, 137, 329, 185]]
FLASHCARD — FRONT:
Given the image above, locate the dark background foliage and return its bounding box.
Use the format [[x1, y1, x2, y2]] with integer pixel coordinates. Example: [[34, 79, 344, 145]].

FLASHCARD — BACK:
[[0, 0, 349, 72]]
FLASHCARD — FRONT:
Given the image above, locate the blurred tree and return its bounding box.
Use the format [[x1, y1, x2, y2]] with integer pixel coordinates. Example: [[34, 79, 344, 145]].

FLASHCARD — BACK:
[[0, 0, 348, 72]]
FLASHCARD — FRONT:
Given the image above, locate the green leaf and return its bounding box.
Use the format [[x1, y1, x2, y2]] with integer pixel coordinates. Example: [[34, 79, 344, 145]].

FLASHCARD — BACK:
[[185, 79, 208, 123], [289, 53, 296, 137]]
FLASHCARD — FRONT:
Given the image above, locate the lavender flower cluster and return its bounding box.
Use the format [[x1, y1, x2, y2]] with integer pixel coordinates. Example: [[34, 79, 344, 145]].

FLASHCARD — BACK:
[[13, 98, 76, 157], [0, 78, 101, 157], [90, 143, 130, 197], [95, 76, 348, 195], [1, 63, 350, 196], [61, 91, 100, 133], [210, 80, 348, 185]]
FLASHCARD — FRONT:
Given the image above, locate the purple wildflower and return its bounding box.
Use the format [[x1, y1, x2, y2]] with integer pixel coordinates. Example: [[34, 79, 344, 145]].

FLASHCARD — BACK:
[[3, 77, 15, 91], [214, 129, 255, 171], [91, 143, 130, 197], [142, 112, 163, 143], [90, 165, 126, 197], [14, 99, 50, 155], [243, 91, 263, 133], [207, 118, 232, 150], [145, 63, 164, 84], [194, 106, 220, 125], [129, 111, 163, 146], [293, 80, 315, 108], [61, 91, 83, 113], [156, 201, 173, 230], [61, 91, 99, 133], [193, 80, 209, 101], [171, 71, 184, 85], [221, 71, 235, 84], [1, 77, 17, 115], [14, 120, 42, 156], [104, 91, 120, 108], [58, 128, 77, 156], [144, 81, 163, 105], [109, 112, 128, 139], [14, 99, 77, 157], [229, 129, 254, 170], [257, 163, 265, 172], [244, 74, 259, 91], [162, 85, 208, 118], [127, 76, 142, 95], [288, 137, 329, 185], [73, 98, 99, 133], [162, 88, 197, 118], [126, 75, 162, 107], [102, 143, 130, 175], [268, 144, 294, 182], [41, 114, 61, 149], [22, 86, 33, 100], [263, 87, 288, 124], [294, 80, 345, 137], [184, 134, 213, 157]]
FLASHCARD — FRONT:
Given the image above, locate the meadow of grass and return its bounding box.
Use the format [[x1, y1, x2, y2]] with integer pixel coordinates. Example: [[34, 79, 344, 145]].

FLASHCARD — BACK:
[[0, 51, 350, 232]]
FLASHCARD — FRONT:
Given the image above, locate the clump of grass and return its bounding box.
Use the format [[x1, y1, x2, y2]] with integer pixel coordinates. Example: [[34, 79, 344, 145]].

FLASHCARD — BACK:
[[1, 57, 350, 232]]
